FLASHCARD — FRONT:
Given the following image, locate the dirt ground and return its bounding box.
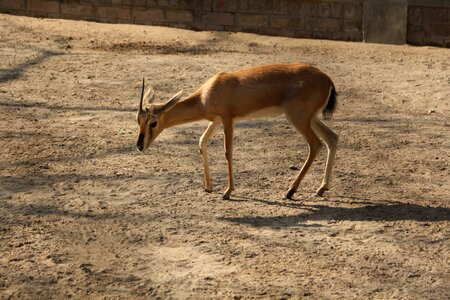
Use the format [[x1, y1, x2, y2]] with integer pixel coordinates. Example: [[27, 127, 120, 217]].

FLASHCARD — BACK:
[[0, 14, 449, 299]]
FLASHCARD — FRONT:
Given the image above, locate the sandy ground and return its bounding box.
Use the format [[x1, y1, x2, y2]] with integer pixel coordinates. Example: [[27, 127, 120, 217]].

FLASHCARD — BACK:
[[0, 14, 449, 299]]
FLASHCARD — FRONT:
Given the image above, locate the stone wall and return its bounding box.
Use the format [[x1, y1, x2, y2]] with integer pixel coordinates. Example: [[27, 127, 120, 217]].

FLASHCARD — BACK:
[[0, 0, 449, 47], [0, 0, 364, 41]]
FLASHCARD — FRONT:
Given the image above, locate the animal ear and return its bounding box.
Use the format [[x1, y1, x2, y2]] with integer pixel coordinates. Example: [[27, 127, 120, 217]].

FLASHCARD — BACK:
[[159, 90, 184, 114], [143, 86, 156, 105]]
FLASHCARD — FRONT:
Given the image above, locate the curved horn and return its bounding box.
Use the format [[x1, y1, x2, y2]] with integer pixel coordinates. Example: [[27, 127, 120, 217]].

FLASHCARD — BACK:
[[139, 78, 145, 111]]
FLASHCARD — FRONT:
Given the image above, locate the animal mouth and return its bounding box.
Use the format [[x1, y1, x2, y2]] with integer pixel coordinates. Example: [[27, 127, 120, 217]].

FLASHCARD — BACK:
[[137, 133, 145, 151]]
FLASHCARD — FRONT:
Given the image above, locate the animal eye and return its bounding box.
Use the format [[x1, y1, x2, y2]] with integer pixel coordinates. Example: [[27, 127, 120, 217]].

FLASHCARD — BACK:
[[150, 121, 158, 128]]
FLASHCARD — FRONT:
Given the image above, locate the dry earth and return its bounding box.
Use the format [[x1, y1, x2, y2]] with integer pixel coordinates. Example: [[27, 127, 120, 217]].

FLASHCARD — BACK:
[[0, 14, 449, 299]]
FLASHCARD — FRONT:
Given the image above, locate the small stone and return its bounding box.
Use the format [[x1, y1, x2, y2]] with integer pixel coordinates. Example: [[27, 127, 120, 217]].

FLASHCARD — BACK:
[[125, 275, 140, 282]]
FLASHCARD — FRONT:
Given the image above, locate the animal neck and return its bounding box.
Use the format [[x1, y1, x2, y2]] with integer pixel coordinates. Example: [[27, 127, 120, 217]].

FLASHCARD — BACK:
[[161, 91, 205, 128]]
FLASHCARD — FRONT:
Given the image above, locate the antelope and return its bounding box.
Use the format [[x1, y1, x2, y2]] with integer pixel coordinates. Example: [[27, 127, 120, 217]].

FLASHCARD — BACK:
[[136, 63, 338, 200]]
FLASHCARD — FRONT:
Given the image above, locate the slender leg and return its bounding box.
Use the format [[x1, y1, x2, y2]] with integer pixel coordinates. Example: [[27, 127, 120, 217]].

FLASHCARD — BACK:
[[312, 118, 338, 196], [284, 117, 322, 200], [199, 120, 220, 192], [222, 118, 235, 200]]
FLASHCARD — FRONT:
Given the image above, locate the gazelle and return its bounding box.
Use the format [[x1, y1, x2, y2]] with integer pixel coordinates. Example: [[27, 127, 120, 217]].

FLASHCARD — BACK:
[[136, 63, 338, 200]]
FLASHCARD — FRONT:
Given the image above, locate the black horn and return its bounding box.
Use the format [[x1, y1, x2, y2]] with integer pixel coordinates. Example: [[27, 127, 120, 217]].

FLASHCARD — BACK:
[[139, 78, 145, 111]]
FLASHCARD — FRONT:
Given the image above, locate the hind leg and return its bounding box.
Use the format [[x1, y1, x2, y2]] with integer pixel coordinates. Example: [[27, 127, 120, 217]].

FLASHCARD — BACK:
[[222, 117, 235, 200], [312, 118, 338, 196], [284, 114, 323, 200]]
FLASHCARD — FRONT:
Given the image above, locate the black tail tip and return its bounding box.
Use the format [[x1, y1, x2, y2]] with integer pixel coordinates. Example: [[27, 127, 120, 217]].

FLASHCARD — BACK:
[[323, 86, 337, 120]]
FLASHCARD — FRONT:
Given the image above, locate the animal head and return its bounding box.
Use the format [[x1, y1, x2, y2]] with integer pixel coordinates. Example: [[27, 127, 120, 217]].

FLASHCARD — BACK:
[[136, 79, 183, 152]]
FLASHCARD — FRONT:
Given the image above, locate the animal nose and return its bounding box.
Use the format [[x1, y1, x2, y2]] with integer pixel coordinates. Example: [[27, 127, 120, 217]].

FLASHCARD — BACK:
[[137, 133, 144, 151]]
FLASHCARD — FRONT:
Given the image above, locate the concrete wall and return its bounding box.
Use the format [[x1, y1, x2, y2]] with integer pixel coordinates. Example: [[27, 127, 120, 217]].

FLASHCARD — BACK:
[[407, 4, 450, 47], [362, 0, 450, 46], [0, 0, 449, 47], [363, 0, 407, 44]]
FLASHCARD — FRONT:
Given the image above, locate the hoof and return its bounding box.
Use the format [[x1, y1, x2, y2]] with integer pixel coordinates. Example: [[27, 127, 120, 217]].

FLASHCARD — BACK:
[[283, 190, 295, 200], [204, 187, 213, 193], [315, 187, 328, 197], [222, 193, 231, 200]]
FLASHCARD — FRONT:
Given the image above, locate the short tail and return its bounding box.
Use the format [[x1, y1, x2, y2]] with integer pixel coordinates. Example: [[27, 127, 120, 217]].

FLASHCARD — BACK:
[[322, 84, 337, 120]]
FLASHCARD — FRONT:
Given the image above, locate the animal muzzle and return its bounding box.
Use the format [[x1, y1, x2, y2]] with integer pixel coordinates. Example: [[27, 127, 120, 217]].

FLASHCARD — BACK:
[[137, 133, 145, 151]]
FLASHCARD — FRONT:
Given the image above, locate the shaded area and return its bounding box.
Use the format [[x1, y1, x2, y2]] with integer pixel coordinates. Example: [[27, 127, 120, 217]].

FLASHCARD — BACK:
[[0, 50, 63, 83], [0, 202, 123, 222], [0, 98, 134, 112], [0, 170, 176, 195], [0, 144, 134, 170], [219, 197, 450, 226], [91, 33, 259, 56]]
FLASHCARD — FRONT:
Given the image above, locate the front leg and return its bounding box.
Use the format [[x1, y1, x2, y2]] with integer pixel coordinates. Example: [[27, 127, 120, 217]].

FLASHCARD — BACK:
[[222, 118, 235, 200], [199, 120, 219, 192]]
